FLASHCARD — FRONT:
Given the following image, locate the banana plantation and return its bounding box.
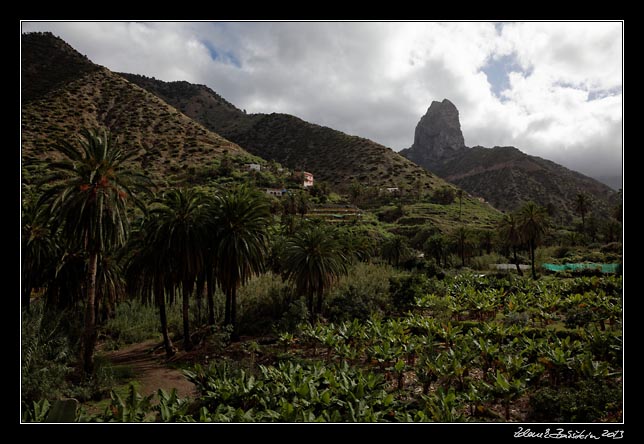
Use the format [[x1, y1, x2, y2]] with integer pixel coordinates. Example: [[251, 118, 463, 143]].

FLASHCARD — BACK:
[[24, 274, 622, 423]]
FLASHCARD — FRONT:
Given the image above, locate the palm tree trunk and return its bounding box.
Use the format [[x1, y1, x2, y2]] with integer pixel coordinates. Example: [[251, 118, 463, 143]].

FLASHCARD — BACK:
[[530, 240, 537, 280], [581, 212, 585, 233], [157, 287, 175, 357], [316, 287, 324, 315], [206, 273, 215, 326], [82, 252, 98, 375], [307, 291, 314, 315], [195, 273, 205, 325], [513, 247, 523, 276], [224, 286, 231, 326], [231, 285, 239, 341], [182, 282, 193, 351]]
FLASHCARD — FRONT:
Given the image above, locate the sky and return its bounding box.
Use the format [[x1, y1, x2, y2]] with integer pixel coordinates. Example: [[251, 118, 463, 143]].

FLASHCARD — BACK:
[[21, 21, 623, 188]]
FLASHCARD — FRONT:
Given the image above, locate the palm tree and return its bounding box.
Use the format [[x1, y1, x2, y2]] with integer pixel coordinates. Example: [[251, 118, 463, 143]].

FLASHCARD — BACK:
[[211, 185, 271, 336], [574, 193, 591, 233], [94, 253, 125, 323], [478, 229, 494, 255], [423, 234, 448, 268], [296, 190, 310, 219], [43, 128, 150, 373], [497, 213, 523, 276], [149, 188, 210, 351], [602, 219, 621, 243], [349, 180, 363, 205], [124, 220, 176, 357], [282, 224, 349, 315], [21, 198, 59, 312], [381, 235, 411, 267], [451, 226, 472, 268], [517, 201, 549, 279]]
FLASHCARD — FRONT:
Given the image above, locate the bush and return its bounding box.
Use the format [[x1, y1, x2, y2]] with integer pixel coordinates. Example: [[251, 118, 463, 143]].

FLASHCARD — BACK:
[[469, 253, 508, 271], [326, 262, 394, 322], [237, 273, 293, 336], [601, 242, 622, 254], [552, 246, 571, 259], [389, 273, 431, 310], [430, 186, 455, 205], [22, 301, 128, 410], [377, 206, 404, 223], [103, 300, 162, 347], [527, 379, 622, 422], [274, 299, 310, 333], [21, 303, 78, 409]]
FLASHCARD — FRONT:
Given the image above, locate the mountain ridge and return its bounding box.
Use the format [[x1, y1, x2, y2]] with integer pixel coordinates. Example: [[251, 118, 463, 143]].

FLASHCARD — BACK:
[[400, 99, 618, 221], [119, 73, 459, 195], [21, 32, 501, 232], [21, 32, 255, 191]]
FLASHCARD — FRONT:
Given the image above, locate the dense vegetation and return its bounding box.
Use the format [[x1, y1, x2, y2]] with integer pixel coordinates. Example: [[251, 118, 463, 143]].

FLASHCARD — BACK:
[[24, 273, 622, 422], [22, 126, 622, 423], [21, 34, 622, 425]]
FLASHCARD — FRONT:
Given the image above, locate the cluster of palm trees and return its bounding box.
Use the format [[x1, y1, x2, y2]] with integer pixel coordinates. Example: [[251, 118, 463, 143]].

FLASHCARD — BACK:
[[22, 129, 352, 374], [124, 186, 272, 356], [497, 201, 550, 279], [22, 127, 557, 379]]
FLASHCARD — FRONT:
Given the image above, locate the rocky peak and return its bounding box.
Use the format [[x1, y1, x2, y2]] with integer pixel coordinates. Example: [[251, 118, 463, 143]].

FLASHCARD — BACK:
[[414, 99, 466, 157], [400, 99, 467, 170]]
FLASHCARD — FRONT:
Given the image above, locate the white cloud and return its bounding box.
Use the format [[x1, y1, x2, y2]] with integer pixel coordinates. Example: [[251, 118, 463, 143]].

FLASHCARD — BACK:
[[20, 21, 622, 183]]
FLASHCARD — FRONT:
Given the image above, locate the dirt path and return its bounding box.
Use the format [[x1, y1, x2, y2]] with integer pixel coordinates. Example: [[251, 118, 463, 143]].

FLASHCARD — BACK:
[[105, 340, 198, 399]]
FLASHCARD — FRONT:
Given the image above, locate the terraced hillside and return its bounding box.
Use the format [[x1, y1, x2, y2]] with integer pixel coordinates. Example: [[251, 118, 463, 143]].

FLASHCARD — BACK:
[[121, 74, 455, 194]]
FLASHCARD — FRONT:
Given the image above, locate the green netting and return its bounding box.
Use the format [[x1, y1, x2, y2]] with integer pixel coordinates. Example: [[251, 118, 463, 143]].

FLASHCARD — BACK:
[[542, 263, 620, 273]]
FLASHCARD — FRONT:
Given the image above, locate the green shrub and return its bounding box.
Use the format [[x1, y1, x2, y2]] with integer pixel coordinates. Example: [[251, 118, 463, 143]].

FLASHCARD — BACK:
[[274, 299, 310, 333], [102, 300, 159, 346], [237, 273, 293, 335], [325, 262, 394, 322], [21, 303, 78, 409], [527, 379, 622, 422], [469, 253, 508, 271], [389, 273, 431, 310]]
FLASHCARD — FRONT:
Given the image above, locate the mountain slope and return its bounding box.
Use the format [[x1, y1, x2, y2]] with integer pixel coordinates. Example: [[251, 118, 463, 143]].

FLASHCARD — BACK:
[[120, 74, 502, 230], [119, 73, 448, 194], [401, 100, 618, 221], [21, 31, 101, 104], [21, 33, 253, 190]]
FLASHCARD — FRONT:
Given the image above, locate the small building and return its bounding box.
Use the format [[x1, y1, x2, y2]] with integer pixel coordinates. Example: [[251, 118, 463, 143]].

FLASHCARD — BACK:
[[247, 163, 261, 172], [294, 171, 314, 187], [302, 171, 314, 187], [386, 187, 399, 193], [265, 188, 287, 197]]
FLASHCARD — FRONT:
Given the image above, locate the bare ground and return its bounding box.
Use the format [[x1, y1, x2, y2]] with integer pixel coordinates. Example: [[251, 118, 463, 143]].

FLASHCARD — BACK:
[[105, 339, 198, 399]]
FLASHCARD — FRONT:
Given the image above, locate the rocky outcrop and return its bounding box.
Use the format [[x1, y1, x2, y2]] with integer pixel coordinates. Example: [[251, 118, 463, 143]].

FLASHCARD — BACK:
[[400, 99, 467, 171], [400, 98, 618, 220]]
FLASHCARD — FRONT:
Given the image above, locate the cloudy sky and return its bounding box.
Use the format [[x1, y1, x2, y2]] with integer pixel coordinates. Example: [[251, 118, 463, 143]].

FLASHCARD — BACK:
[[21, 21, 623, 188]]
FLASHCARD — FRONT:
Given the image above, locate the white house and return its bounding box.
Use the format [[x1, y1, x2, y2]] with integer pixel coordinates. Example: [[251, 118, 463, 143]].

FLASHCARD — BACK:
[[265, 188, 287, 197], [247, 163, 261, 172], [302, 171, 314, 187]]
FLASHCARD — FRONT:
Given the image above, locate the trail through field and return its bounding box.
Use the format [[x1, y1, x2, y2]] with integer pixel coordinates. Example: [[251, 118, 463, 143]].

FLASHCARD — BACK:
[[106, 340, 198, 399]]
